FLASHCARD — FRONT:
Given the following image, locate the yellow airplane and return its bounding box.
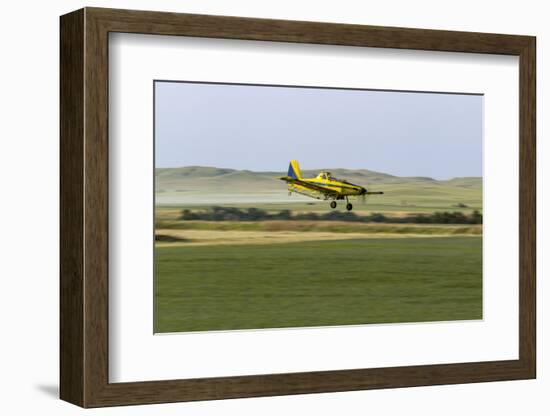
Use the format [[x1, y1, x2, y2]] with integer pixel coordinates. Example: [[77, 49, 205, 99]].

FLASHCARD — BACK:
[[279, 160, 383, 211]]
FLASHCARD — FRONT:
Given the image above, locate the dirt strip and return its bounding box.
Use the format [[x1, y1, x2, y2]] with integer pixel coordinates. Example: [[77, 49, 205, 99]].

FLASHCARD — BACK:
[[155, 229, 481, 247]]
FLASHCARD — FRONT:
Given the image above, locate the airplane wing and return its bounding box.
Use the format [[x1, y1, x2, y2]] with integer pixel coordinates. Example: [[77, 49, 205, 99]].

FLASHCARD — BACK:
[[279, 176, 339, 196]]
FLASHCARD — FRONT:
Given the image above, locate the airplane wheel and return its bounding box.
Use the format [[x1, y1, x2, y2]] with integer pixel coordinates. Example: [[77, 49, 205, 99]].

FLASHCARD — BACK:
[[346, 203, 353, 211], [330, 201, 337, 209]]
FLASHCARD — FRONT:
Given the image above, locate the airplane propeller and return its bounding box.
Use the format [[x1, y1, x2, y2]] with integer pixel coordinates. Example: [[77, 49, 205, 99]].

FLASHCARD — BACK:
[[359, 187, 383, 204], [359, 187, 368, 205]]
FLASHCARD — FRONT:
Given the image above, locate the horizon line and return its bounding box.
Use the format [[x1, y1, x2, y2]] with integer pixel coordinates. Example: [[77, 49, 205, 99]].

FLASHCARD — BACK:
[[155, 165, 482, 181]]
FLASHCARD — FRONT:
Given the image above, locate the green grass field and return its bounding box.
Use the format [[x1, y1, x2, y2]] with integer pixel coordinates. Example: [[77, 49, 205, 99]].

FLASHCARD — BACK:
[[155, 236, 482, 333]]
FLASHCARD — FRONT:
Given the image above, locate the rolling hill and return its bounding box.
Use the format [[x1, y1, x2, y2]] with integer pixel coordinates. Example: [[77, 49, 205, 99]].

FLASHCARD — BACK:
[[155, 166, 482, 212]]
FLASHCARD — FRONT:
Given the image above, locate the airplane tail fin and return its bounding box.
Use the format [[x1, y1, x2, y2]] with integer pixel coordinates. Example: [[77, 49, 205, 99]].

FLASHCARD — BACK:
[[287, 160, 303, 180]]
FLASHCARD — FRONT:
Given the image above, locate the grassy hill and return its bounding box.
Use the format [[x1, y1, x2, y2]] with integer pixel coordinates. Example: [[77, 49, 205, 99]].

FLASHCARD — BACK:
[[155, 166, 482, 213]]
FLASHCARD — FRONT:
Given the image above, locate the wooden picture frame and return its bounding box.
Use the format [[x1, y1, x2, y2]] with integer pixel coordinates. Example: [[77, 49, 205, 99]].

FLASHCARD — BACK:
[[60, 7, 536, 408]]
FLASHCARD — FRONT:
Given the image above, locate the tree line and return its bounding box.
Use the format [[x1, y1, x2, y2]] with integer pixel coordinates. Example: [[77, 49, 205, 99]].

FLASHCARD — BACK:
[[180, 206, 482, 224]]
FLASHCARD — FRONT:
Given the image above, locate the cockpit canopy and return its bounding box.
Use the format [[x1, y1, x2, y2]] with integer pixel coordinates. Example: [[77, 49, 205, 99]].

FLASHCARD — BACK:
[[316, 171, 351, 184]]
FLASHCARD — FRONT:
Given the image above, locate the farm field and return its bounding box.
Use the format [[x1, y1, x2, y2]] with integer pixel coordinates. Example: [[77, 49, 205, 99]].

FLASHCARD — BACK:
[[155, 236, 482, 333], [154, 166, 483, 333]]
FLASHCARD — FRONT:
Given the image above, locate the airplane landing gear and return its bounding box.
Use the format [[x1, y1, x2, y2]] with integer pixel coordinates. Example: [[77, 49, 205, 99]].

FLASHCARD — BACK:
[[344, 196, 353, 211], [330, 201, 337, 209]]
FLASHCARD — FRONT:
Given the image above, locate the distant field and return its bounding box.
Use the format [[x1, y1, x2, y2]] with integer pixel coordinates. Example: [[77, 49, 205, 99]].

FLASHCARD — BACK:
[[156, 191, 481, 214], [155, 166, 482, 213], [155, 237, 482, 333]]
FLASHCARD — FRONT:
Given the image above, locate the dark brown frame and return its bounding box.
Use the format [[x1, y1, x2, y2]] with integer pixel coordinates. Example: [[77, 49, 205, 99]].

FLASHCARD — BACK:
[[60, 7, 536, 408]]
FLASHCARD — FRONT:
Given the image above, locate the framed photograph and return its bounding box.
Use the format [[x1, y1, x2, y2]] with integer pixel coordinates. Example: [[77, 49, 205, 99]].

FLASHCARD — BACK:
[[60, 7, 536, 408]]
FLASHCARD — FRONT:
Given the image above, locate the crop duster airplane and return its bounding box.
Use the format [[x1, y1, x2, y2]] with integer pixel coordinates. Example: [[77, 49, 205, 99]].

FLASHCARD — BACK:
[[279, 160, 383, 211]]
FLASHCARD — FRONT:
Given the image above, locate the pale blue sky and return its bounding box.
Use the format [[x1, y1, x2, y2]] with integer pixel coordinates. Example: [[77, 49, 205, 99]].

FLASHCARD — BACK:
[[155, 81, 482, 180]]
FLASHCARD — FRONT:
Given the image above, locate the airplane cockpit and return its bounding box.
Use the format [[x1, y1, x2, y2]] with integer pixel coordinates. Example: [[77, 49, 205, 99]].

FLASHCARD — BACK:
[[317, 171, 351, 184]]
